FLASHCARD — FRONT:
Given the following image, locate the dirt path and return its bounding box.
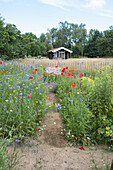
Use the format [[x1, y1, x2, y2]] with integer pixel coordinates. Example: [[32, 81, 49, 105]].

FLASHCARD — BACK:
[[7, 91, 113, 170]]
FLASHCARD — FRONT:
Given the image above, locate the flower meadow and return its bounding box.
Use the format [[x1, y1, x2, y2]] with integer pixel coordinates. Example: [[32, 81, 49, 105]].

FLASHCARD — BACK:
[[0, 60, 113, 168], [0, 61, 48, 144], [54, 65, 113, 150]]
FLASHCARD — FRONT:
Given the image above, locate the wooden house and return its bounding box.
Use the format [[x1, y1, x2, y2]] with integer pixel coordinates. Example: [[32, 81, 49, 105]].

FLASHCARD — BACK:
[[48, 47, 72, 59]]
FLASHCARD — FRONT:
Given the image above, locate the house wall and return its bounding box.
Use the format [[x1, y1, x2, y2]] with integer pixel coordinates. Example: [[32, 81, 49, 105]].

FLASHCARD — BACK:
[[48, 49, 71, 59]]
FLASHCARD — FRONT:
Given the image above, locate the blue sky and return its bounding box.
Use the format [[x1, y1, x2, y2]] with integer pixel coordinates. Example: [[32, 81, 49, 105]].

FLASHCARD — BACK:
[[0, 0, 113, 37]]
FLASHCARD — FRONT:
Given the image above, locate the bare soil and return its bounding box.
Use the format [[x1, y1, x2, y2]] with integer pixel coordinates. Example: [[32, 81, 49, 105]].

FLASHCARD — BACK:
[[7, 91, 113, 170]]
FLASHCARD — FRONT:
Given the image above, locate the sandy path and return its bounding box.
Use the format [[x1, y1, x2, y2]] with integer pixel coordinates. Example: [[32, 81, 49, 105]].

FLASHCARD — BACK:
[[7, 90, 113, 170]]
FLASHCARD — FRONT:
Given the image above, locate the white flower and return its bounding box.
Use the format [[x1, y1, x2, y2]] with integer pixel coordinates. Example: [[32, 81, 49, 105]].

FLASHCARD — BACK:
[[54, 122, 56, 125], [5, 100, 8, 102], [77, 92, 79, 94]]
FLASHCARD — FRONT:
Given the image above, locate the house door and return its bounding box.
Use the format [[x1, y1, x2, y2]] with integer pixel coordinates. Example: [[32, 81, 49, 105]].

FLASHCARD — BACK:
[[59, 52, 65, 59]]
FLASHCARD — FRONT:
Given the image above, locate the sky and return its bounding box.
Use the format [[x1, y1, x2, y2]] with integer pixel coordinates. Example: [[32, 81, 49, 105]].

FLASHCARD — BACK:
[[0, 0, 113, 38]]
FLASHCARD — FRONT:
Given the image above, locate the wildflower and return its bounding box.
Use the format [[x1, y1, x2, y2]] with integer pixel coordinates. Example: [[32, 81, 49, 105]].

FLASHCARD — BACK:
[[29, 76, 33, 79], [103, 118, 106, 121], [1, 71, 3, 73], [51, 149, 54, 151], [31, 66, 32, 68], [49, 106, 51, 108], [79, 74, 84, 77], [66, 66, 68, 69], [68, 91, 70, 93], [1, 96, 3, 98], [55, 65, 58, 68], [74, 76, 76, 79], [35, 69, 38, 72], [62, 68, 66, 72], [36, 101, 38, 103], [61, 73, 64, 75], [72, 84, 76, 87], [38, 128, 40, 130], [43, 74, 45, 76], [32, 71, 35, 73], [106, 127, 110, 130], [28, 94, 32, 98], [5, 100, 8, 102], [0, 61, 2, 64], [78, 70, 81, 73], [10, 110, 13, 112], [15, 139, 20, 143], [79, 146, 85, 150]]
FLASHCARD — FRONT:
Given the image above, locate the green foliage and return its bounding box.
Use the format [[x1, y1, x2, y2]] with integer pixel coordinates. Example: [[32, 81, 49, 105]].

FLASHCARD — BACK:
[[0, 139, 21, 169], [55, 65, 113, 146]]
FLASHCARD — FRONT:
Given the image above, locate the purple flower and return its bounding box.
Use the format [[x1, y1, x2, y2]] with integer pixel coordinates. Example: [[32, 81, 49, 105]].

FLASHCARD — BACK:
[[15, 139, 20, 143]]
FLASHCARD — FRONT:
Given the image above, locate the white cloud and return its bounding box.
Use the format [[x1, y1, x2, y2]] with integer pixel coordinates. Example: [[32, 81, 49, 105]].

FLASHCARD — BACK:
[[38, 0, 66, 9], [99, 9, 113, 18], [84, 0, 106, 8], [99, 12, 113, 18]]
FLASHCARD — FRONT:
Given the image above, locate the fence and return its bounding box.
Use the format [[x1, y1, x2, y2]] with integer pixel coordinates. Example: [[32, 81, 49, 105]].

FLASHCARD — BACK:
[[40, 61, 113, 73]]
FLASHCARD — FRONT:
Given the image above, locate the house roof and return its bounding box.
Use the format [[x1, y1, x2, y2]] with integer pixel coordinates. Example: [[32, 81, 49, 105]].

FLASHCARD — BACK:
[[48, 47, 72, 53]]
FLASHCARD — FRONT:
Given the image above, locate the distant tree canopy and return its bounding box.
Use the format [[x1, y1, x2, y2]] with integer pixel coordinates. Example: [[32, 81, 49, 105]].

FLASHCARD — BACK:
[[0, 15, 113, 60]]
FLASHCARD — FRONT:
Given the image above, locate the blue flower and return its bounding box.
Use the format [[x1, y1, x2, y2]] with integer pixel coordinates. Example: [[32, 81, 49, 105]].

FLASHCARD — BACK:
[[0, 81, 3, 83], [15, 139, 20, 143], [1, 96, 3, 98], [45, 82, 48, 85]]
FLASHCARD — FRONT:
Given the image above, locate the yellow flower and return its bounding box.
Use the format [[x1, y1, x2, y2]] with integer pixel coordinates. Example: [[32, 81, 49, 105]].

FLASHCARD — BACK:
[[106, 127, 110, 130], [10, 93, 12, 95], [36, 101, 38, 103], [106, 131, 110, 136], [103, 118, 106, 121], [49, 106, 51, 108]]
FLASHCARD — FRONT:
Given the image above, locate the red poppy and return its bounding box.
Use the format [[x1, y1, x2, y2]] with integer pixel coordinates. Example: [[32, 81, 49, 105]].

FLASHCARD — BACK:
[[43, 74, 45, 76], [68, 91, 70, 93], [51, 149, 54, 151], [69, 70, 71, 72], [31, 66, 32, 68], [0, 61, 2, 64], [1, 71, 3, 73], [98, 132, 100, 134], [35, 69, 38, 72], [78, 70, 81, 73], [79, 146, 85, 150], [29, 76, 33, 79], [71, 74, 74, 76], [72, 84, 76, 87], [61, 73, 64, 75], [72, 69, 75, 72], [62, 68, 66, 72], [66, 66, 68, 69], [68, 74, 71, 77], [74, 76, 76, 79], [55, 65, 58, 68], [32, 71, 35, 74], [81, 78, 83, 80], [28, 94, 32, 98], [38, 128, 40, 130], [79, 74, 84, 77]]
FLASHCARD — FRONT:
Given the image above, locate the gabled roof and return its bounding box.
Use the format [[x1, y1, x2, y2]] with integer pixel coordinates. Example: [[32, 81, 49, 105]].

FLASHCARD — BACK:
[[48, 47, 72, 53]]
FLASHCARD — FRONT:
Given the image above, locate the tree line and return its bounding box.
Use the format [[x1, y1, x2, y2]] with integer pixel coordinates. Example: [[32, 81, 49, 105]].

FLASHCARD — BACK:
[[0, 15, 113, 60]]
